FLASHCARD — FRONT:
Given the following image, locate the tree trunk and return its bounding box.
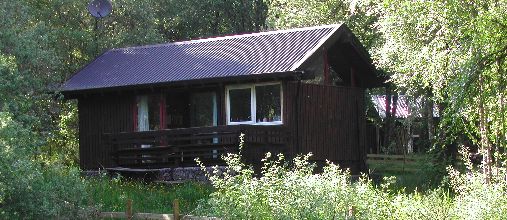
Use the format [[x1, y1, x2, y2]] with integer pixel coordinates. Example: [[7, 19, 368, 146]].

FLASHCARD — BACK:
[[496, 58, 505, 175], [426, 90, 435, 147], [479, 71, 492, 183], [392, 95, 399, 153], [254, 0, 264, 32], [383, 86, 392, 152], [212, 10, 220, 35]]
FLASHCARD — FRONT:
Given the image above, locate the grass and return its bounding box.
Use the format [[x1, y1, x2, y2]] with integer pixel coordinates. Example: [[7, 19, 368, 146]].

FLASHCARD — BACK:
[[86, 177, 214, 214], [367, 154, 445, 192], [378, 170, 437, 192]]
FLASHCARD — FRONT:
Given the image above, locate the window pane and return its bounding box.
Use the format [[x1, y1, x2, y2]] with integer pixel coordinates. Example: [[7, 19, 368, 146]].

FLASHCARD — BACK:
[[256, 84, 281, 122], [190, 92, 216, 127], [229, 88, 252, 122]]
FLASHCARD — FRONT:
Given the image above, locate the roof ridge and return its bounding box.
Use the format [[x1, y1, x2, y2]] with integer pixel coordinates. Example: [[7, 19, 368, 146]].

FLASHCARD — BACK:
[[111, 24, 343, 52]]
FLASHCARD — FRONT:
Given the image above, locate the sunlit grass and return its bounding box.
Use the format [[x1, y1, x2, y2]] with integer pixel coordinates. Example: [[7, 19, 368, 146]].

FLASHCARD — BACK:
[[86, 177, 213, 214]]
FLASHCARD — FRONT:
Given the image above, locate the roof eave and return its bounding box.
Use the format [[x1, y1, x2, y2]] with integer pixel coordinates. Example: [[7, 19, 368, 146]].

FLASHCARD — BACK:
[[61, 71, 304, 99]]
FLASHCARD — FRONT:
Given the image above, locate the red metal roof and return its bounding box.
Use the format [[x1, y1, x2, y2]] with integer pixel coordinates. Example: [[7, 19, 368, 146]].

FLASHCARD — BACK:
[[62, 24, 371, 93]]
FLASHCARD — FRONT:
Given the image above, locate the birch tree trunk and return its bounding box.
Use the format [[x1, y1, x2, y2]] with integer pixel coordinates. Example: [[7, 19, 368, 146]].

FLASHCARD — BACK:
[[479, 71, 492, 183], [426, 90, 435, 147]]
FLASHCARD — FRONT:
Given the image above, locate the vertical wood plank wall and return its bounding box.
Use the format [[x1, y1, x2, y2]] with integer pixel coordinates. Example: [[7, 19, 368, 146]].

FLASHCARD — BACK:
[[79, 94, 134, 169], [285, 82, 366, 171], [78, 83, 367, 171]]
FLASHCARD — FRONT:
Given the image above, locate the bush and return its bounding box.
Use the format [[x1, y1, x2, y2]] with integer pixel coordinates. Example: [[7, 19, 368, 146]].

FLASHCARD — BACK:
[[0, 112, 93, 219], [196, 147, 507, 219], [448, 163, 507, 219]]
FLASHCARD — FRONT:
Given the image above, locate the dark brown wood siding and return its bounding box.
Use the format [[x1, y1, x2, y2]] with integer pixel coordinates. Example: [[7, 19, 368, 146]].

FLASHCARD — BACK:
[[77, 82, 367, 171], [285, 82, 366, 171], [78, 94, 134, 169]]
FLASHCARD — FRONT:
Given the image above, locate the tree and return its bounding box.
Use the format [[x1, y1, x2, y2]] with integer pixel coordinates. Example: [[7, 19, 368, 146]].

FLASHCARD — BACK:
[[0, 1, 270, 215], [1, 0, 269, 166], [266, 0, 380, 49], [373, 0, 507, 181], [266, 1, 507, 181]]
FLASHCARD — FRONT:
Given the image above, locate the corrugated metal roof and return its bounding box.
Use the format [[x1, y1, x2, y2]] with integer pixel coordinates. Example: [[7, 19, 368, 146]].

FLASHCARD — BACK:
[[371, 95, 439, 118], [62, 24, 341, 92]]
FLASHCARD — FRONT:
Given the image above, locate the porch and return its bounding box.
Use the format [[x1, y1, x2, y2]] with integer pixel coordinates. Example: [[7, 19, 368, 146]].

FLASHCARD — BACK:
[[103, 125, 290, 169]]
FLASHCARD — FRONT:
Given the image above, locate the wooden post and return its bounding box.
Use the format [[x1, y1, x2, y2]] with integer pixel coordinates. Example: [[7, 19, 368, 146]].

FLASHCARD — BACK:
[[175, 147, 181, 167], [159, 94, 167, 130], [126, 199, 133, 220], [173, 199, 180, 220], [346, 205, 356, 220], [133, 97, 139, 132], [323, 48, 331, 85]]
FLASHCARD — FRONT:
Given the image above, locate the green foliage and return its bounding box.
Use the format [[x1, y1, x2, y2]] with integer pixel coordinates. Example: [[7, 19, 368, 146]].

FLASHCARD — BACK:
[[0, 0, 270, 167], [1, 165, 92, 219], [0, 112, 93, 219], [87, 176, 213, 214], [267, 0, 380, 49], [44, 101, 80, 166], [157, 0, 266, 40], [373, 0, 507, 152], [1, 1, 269, 217], [196, 151, 507, 219], [447, 166, 507, 219], [267, 0, 507, 165]]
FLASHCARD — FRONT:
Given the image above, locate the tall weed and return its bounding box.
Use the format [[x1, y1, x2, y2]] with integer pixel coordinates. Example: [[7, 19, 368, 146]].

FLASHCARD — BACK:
[[196, 145, 507, 219]]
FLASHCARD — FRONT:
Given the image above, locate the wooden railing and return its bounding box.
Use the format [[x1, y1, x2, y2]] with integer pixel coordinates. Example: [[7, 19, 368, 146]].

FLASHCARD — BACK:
[[103, 125, 289, 168]]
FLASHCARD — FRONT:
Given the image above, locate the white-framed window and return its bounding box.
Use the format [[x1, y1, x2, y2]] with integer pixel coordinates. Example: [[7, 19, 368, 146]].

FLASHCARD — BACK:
[[226, 82, 283, 125]]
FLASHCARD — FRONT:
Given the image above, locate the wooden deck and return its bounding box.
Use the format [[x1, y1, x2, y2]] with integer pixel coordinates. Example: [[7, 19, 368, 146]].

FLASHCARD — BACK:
[[103, 125, 289, 168]]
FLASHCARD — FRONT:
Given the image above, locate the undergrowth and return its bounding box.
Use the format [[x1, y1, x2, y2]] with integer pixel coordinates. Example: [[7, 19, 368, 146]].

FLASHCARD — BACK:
[[87, 176, 213, 214], [193, 137, 507, 219]]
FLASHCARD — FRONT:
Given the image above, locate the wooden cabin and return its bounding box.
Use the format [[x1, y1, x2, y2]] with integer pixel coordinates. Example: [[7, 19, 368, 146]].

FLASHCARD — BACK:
[[62, 24, 384, 172]]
